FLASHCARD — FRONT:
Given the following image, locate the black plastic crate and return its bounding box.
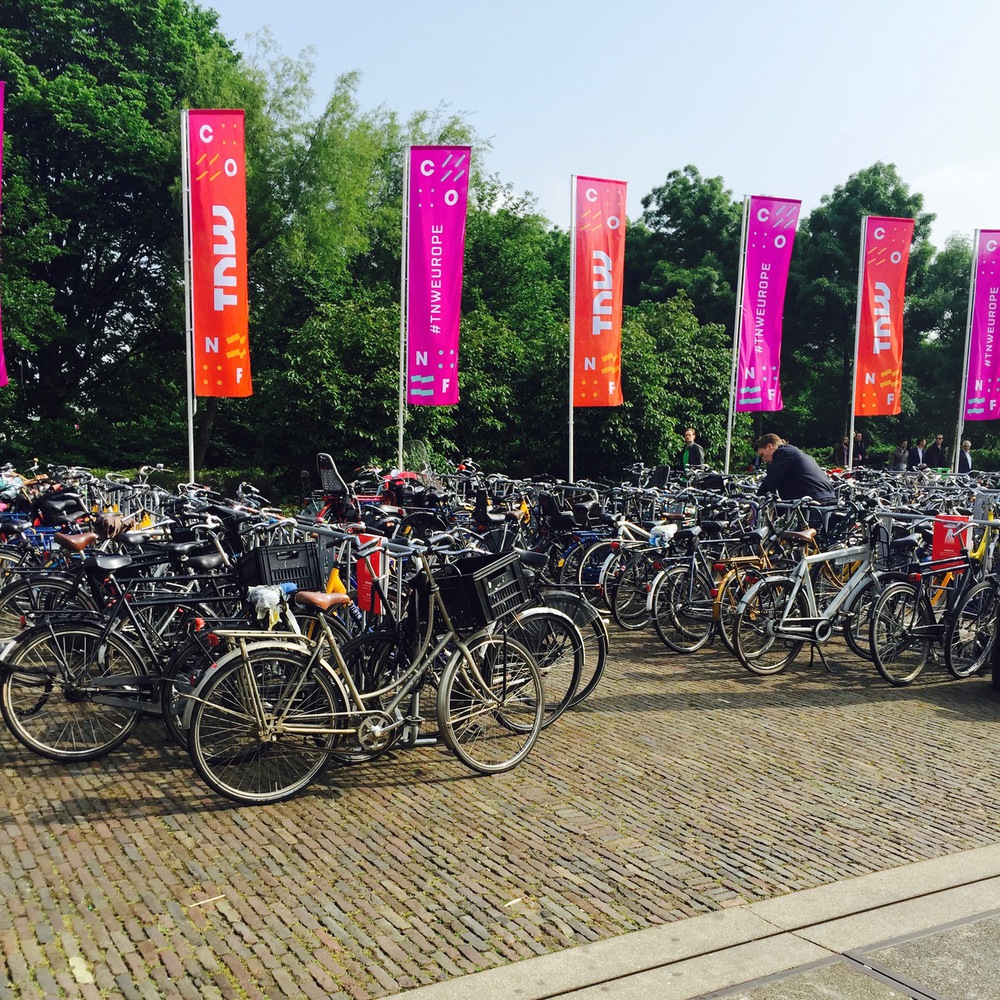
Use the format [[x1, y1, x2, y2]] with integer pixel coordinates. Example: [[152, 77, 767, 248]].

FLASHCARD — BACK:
[[437, 551, 530, 632], [236, 543, 322, 591]]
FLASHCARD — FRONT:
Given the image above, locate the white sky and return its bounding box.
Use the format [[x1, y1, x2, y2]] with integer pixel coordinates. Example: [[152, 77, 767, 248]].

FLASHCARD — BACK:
[[204, 0, 998, 248]]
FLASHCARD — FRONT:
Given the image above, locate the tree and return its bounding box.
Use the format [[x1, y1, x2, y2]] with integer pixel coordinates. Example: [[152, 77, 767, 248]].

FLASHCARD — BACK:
[[0, 0, 240, 462], [626, 165, 743, 328]]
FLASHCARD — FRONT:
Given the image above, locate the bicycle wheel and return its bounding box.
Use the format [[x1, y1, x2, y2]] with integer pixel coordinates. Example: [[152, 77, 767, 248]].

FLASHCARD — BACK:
[[187, 644, 346, 804], [869, 581, 932, 686], [842, 578, 878, 661], [651, 565, 714, 653], [556, 541, 586, 587], [543, 590, 610, 707], [714, 567, 757, 656], [0, 575, 98, 639], [944, 580, 997, 678], [733, 578, 804, 675], [437, 633, 543, 773], [609, 549, 659, 631], [0, 622, 146, 760], [500, 607, 582, 728], [576, 540, 614, 605], [160, 631, 216, 748]]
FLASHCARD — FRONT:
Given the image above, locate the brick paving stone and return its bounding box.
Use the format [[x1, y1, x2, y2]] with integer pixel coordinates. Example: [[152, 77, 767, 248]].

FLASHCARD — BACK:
[[3, 629, 1000, 996]]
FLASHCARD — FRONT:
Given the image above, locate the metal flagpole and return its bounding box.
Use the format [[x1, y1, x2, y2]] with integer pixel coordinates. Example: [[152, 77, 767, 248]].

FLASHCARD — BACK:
[[398, 148, 410, 470], [954, 230, 979, 473], [568, 175, 577, 483], [724, 197, 750, 474], [180, 110, 196, 484], [847, 218, 868, 471]]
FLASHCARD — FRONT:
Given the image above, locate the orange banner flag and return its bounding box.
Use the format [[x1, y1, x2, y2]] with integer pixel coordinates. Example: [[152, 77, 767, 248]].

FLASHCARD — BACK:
[[853, 216, 914, 416]]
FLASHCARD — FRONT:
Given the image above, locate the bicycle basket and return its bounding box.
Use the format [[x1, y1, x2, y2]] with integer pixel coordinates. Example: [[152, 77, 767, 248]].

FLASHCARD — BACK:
[[236, 543, 322, 591], [437, 551, 530, 631]]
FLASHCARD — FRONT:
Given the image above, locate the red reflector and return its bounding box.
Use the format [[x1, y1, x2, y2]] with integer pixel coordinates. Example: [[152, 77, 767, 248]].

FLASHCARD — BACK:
[[908, 572, 922, 584], [19, 615, 26, 628], [710, 589, 719, 598], [610, 541, 620, 550], [193, 617, 206, 631], [207, 633, 221, 648], [713, 562, 726, 573]]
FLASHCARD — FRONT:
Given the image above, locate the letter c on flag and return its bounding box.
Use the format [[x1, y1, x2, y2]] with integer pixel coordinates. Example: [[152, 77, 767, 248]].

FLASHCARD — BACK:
[[586, 188, 598, 203], [988, 239, 998, 253], [420, 159, 435, 177], [874, 226, 886, 240], [199, 124, 214, 143], [757, 208, 770, 222]]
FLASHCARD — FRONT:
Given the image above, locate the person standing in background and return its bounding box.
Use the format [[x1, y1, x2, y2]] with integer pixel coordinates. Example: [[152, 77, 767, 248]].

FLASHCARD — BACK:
[[852, 431, 867, 467], [925, 434, 946, 468], [675, 428, 705, 470], [958, 440, 973, 474]]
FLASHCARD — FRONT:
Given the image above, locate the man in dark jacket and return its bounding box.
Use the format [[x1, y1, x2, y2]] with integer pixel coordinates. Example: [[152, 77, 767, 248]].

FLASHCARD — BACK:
[[925, 434, 946, 468], [675, 427, 705, 470], [755, 433, 836, 502]]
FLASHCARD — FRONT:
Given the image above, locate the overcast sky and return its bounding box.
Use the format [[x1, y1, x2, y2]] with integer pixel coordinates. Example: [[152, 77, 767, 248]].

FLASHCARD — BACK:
[[204, 0, 998, 248]]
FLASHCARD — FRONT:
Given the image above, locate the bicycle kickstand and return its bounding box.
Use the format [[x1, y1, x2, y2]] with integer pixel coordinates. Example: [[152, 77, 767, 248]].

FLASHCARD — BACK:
[[808, 643, 836, 674]]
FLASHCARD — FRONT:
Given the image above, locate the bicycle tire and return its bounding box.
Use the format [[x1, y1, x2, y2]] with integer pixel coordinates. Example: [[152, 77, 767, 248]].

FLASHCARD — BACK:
[[556, 541, 586, 587], [609, 549, 658, 631], [651, 565, 714, 653], [542, 590, 610, 707], [0, 575, 98, 639], [498, 606, 582, 728], [436, 633, 543, 773], [733, 578, 805, 675], [187, 644, 346, 804], [869, 581, 932, 685], [714, 566, 757, 656], [944, 580, 997, 678], [0, 622, 147, 760], [575, 540, 614, 605]]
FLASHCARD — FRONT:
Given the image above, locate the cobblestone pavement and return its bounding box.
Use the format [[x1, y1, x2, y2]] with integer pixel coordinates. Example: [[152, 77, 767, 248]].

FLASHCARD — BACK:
[[2, 624, 999, 999]]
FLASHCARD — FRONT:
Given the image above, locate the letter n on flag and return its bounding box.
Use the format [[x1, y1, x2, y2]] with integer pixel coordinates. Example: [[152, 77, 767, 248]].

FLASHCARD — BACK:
[[185, 110, 251, 397], [572, 176, 627, 406], [735, 196, 800, 412], [853, 216, 914, 416], [962, 230, 1000, 420], [405, 145, 471, 406]]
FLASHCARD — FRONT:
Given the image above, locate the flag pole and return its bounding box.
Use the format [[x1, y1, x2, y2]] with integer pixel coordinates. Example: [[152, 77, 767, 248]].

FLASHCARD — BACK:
[[568, 175, 576, 483], [398, 148, 410, 470], [954, 229, 979, 472], [724, 196, 750, 474], [180, 110, 196, 484], [847, 217, 868, 470]]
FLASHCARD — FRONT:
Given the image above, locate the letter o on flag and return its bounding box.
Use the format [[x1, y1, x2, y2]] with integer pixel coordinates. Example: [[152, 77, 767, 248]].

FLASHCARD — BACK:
[[607, 216, 621, 230], [445, 189, 458, 206], [224, 158, 238, 177], [586, 187, 598, 203], [199, 124, 214, 143], [774, 234, 786, 249], [757, 208, 770, 222], [891, 250, 902, 264], [420, 159, 434, 177]]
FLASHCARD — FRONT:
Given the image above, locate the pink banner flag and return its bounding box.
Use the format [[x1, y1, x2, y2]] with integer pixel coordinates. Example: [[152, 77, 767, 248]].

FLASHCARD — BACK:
[[963, 229, 1000, 420], [734, 195, 800, 411], [0, 81, 8, 387], [406, 145, 471, 406]]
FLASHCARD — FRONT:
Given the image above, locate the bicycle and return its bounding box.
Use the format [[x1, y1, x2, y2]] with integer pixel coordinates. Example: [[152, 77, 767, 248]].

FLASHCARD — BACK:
[[182, 539, 545, 804]]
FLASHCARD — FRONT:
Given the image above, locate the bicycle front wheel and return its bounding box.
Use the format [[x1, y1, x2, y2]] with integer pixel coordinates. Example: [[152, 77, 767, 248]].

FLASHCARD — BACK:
[[869, 581, 932, 685], [187, 645, 346, 804], [437, 634, 543, 773], [609, 550, 658, 630], [500, 607, 582, 728], [944, 580, 997, 679], [0, 623, 146, 760]]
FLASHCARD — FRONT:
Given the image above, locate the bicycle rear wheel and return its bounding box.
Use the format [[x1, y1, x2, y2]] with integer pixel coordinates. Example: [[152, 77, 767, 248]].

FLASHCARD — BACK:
[[0, 622, 146, 760], [608, 550, 658, 630], [733, 578, 804, 675], [437, 634, 543, 773], [187, 645, 346, 804], [869, 581, 932, 685], [542, 590, 610, 707], [651, 565, 714, 653]]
